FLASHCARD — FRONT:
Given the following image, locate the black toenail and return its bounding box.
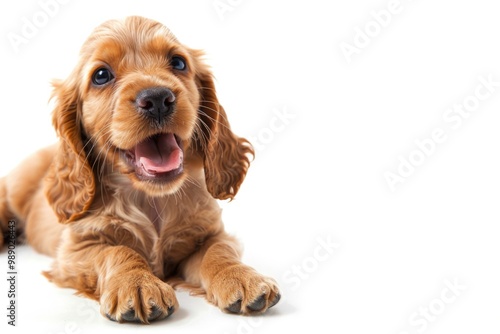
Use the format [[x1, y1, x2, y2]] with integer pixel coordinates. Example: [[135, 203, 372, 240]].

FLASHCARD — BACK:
[[248, 294, 267, 312], [226, 299, 242, 314], [269, 293, 281, 308]]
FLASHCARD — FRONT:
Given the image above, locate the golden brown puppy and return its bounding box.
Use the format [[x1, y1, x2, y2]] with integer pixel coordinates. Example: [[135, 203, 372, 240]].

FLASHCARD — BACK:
[[0, 16, 280, 323]]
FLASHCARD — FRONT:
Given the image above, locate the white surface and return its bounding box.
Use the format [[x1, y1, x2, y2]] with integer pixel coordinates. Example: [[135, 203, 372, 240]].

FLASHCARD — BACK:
[[1, 0, 500, 333]]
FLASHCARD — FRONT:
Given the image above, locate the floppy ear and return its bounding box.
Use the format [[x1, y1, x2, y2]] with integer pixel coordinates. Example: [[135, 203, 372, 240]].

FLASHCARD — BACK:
[[195, 65, 254, 200], [44, 73, 95, 223]]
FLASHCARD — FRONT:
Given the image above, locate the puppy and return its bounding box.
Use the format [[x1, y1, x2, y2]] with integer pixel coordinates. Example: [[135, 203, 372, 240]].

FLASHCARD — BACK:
[[0, 16, 280, 323]]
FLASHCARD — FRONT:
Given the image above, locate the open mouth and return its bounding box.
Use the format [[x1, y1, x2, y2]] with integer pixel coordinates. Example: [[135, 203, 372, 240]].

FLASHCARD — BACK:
[[124, 133, 184, 182]]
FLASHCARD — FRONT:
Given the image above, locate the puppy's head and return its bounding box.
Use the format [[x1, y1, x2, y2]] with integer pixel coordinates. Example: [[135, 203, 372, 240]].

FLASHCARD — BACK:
[[45, 16, 254, 223]]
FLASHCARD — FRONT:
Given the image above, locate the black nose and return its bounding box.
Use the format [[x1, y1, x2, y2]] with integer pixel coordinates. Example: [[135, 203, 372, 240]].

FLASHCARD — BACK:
[[136, 87, 176, 123]]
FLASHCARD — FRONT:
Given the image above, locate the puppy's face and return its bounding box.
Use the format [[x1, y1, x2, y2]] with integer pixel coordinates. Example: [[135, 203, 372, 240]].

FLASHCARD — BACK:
[[77, 18, 201, 195], [47, 16, 253, 222]]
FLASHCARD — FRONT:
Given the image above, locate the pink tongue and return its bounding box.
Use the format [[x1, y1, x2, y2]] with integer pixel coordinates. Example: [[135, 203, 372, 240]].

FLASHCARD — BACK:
[[134, 133, 183, 173]]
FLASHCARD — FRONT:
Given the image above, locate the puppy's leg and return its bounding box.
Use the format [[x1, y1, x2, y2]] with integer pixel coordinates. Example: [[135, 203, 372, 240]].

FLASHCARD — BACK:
[[46, 228, 178, 324], [0, 177, 11, 248], [0, 145, 57, 249], [0, 176, 24, 249], [179, 232, 280, 314]]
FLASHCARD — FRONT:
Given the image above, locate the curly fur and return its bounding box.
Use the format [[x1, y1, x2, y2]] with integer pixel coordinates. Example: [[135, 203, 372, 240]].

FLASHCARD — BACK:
[[0, 16, 279, 324]]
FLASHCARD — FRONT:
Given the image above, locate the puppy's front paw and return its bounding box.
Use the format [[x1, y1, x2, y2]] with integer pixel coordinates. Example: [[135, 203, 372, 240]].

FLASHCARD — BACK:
[[207, 265, 281, 315], [100, 269, 178, 323]]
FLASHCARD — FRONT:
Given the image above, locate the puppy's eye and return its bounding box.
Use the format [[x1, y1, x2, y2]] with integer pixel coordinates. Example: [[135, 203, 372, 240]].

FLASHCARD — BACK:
[[170, 56, 187, 71], [92, 68, 115, 85]]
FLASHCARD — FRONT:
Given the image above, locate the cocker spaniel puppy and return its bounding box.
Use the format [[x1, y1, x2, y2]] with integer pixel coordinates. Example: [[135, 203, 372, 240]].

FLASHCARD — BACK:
[[0, 16, 280, 323]]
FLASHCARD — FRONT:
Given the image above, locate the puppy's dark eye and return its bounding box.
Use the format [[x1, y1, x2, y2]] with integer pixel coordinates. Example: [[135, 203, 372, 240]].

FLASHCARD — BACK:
[[170, 56, 187, 71], [92, 68, 115, 85]]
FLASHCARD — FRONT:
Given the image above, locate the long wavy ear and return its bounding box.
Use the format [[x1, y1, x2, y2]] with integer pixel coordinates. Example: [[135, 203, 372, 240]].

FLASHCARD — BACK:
[[194, 57, 254, 200], [45, 72, 95, 223]]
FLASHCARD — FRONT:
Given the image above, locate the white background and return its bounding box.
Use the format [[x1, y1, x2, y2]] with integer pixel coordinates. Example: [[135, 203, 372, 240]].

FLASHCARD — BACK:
[[1, 0, 500, 333]]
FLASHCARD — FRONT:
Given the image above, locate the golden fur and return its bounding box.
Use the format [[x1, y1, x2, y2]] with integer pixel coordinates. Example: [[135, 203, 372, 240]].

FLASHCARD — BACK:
[[0, 16, 279, 323]]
